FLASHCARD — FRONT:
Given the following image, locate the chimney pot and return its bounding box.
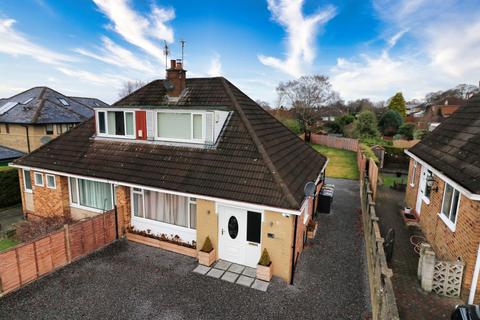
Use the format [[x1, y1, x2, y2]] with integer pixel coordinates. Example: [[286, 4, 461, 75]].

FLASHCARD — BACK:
[[176, 59, 183, 70]]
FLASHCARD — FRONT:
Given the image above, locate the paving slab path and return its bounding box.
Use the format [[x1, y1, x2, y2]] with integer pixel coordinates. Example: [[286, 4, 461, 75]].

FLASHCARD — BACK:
[[0, 178, 370, 319]]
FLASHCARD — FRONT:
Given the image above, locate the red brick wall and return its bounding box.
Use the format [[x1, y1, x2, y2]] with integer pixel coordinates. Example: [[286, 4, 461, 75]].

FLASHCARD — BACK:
[[115, 185, 131, 236], [32, 173, 70, 219]]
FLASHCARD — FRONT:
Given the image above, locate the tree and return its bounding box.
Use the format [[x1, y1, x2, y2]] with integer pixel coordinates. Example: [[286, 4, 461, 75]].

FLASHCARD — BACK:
[[353, 111, 380, 139], [276, 75, 340, 133], [388, 92, 406, 118], [255, 100, 272, 111], [118, 80, 146, 98], [398, 123, 415, 140], [379, 110, 403, 136]]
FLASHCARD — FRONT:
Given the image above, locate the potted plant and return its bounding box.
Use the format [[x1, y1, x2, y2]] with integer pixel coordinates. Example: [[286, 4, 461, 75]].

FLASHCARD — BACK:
[[256, 248, 273, 281], [306, 220, 318, 239], [198, 236, 215, 266]]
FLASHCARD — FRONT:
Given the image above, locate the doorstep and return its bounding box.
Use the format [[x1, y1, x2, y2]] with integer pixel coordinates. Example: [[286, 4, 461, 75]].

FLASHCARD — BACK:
[[192, 260, 269, 292]]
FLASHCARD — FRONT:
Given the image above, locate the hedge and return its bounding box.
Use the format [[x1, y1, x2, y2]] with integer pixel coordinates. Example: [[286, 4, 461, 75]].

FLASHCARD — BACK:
[[0, 168, 21, 208]]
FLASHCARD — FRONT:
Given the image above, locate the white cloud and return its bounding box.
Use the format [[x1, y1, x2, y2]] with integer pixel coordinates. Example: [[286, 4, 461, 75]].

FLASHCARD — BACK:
[[258, 0, 336, 77], [0, 18, 74, 65], [74, 37, 155, 73], [330, 0, 480, 101], [56, 67, 128, 87], [207, 53, 222, 77], [93, 0, 174, 60]]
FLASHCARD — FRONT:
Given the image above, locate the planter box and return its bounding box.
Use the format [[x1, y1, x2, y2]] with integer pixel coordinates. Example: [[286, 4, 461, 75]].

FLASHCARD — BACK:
[[198, 249, 216, 267], [307, 222, 318, 239], [126, 233, 197, 257], [256, 263, 272, 281]]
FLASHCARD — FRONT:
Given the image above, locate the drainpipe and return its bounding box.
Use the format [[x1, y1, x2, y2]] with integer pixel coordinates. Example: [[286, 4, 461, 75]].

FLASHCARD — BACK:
[[24, 125, 31, 153], [290, 215, 298, 285], [468, 242, 480, 304]]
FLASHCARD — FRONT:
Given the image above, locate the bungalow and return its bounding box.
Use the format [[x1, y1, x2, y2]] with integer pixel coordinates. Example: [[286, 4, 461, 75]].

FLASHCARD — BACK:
[[11, 60, 327, 283], [404, 94, 480, 303], [0, 87, 106, 156]]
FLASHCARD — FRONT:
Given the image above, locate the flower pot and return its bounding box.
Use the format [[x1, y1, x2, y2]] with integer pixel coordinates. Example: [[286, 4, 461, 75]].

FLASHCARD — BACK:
[[307, 222, 318, 239], [256, 263, 273, 281], [198, 249, 216, 266]]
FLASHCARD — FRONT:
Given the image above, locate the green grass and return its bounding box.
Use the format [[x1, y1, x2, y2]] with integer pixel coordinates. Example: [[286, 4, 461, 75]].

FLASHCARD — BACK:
[[310, 144, 359, 180], [381, 175, 407, 187], [0, 237, 20, 252], [0, 164, 14, 171]]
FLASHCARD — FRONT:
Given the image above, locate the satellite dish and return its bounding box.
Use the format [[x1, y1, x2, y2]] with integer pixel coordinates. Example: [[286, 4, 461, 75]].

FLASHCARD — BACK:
[[304, 181, 316, 197], [163, 79, 175, 91]]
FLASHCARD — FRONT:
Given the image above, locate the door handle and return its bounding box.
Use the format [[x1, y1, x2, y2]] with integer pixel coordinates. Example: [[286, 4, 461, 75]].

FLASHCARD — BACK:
[[221, 228, 224, 235]]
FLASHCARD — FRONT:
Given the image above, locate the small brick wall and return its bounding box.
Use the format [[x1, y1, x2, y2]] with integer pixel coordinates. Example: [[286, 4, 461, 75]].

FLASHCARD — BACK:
[[0, 210, 116, 296]]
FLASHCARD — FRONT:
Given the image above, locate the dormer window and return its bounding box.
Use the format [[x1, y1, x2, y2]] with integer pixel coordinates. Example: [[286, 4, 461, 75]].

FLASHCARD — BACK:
[[97, 110, 135, 138], [156, 111, 204, 142]]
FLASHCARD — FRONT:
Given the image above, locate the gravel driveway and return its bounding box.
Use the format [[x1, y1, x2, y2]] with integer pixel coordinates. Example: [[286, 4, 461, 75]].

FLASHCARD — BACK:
[[0, 178, 369, 319]]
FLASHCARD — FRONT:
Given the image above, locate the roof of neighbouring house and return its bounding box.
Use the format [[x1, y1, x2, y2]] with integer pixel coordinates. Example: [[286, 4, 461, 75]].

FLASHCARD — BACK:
[[409, 94, 480, 194], [69, 96, 110, 109], [13, 77, 327, 211], [0, 87, 100, 124], [0, 145, 25, 162]]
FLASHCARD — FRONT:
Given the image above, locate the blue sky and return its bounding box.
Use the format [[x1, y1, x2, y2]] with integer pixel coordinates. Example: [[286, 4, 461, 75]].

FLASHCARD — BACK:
[[1, 0, 480, 104]]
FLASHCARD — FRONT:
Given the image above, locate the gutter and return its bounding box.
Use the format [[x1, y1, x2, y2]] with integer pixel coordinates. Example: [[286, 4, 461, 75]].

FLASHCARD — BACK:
[[290, 215, 298, 285], [24, 125, 31, 153], [404, 149, 480, 201]]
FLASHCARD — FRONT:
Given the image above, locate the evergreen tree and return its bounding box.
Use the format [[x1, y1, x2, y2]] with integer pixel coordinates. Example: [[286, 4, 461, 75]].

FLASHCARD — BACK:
[[388, 92, 407, 118], [379, 110, 403, 136], [353, 111, 380, 139]]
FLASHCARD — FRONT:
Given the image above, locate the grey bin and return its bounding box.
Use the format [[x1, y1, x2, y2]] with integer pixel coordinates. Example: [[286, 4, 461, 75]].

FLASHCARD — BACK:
[[316, 184, 335, 214]]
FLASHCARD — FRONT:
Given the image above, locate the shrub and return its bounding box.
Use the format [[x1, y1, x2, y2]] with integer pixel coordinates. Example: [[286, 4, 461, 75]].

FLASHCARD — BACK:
[[258, 248, 271, 266], [360, 144, 379, 163], [0, 169, 21, 208], [200, 236, 213, 253], [379, 110, 403, 136], [15, 216, 72, 243], [280, 118, 302, 135], [360, 137, 392, 147], [398, 123, 415, 140], [352, 111, 380, 139], [414, 129, 428, 140]]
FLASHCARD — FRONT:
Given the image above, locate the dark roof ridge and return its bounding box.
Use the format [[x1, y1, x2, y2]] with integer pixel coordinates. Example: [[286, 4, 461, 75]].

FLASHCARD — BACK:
[[31, 87, 48, 123], [220, 77, 299, 208]]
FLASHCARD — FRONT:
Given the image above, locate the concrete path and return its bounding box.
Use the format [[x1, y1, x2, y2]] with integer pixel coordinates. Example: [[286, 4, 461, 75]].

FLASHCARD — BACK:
[[0, 178, 370, 319], [375, 185, 461, 320]]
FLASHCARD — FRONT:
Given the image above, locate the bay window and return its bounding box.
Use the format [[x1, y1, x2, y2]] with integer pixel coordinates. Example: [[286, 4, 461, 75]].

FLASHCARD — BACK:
[[132, 188, 197, 229], [69, 177, 113, 211], [440, 183, 460, 230], [97, 110, 135, 138], [156, 111, 204, 142]]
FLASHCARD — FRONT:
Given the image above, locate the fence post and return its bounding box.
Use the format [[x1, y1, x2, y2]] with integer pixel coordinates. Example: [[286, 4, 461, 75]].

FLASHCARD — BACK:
[[64, 224, 72, 263]]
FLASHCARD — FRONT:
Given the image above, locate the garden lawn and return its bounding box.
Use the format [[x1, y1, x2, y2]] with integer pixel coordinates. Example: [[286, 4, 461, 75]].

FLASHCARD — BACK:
[[310, 144, 359, 180], [381, 174, 407, 188], [0, 238, 19, 252]]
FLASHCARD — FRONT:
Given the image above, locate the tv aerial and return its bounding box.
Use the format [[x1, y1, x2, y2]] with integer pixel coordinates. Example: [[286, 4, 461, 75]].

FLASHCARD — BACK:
[[163, 40, 170, 70]]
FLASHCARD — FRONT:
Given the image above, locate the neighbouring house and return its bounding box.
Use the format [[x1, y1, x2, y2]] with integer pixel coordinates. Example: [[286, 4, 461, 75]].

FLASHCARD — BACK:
[[11, 59, 328, 283], [407, 97, 465, 131], [0, 87, 106, 157], [404, 94, 480, 303], [316, 105, 346, 123]]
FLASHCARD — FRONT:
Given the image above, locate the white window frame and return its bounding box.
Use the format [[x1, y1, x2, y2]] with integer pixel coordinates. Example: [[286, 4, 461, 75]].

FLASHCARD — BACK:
[[438, 183, 461, 232], [46, 174, 56, 189], [410, 161, 417, 187], [155, 110, 206, 144], [45, 124, 54, 135], [34, 172, 44, 187], [96, 109, 136, 139], [23, 169, 32, 193], [130, 188, 197, 230], [68, 177, 114, 213]]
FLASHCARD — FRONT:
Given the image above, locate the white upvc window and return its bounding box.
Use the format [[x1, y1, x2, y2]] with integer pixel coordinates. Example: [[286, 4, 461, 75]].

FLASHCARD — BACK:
[[34, 172, 44, 187], [68, 177, 114, 212], [131, 188, 197, 230], [46, 174, 56, 189], [410, 161, 417, 187], [156, 111, 205, 143], [96, 109, 135, 139], [439, 183, 461, 232], [23, 169, 32, 192]]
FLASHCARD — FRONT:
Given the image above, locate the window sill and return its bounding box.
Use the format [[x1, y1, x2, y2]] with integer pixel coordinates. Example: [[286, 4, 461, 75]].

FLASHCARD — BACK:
[[70, 203, 108, 214], [97, 134, 136, 139], [24, 189, 33, 194], [438, 213, 456, 232]]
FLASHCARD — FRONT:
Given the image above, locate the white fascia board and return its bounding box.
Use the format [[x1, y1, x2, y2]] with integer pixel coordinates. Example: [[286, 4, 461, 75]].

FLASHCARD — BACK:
[[9, 163, 302, 215], [404, 150, 480, 201]]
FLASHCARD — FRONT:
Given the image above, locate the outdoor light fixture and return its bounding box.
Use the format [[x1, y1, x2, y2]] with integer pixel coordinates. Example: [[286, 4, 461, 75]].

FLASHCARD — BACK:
[[426, 175, 439, 193]]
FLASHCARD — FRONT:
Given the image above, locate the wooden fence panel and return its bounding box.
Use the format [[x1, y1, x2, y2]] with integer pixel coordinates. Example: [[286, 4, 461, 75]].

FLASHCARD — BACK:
[[104, 212, 116, 243], [34, 237, 53, 276], [69, 223, 85, 260], [93, 216, 106, 249], [16, 244, 37, 284], [310, 134, 359, 152], [0, 250, 20, 293], [82, 220, 95, 254], [50, 230, 67, 268]]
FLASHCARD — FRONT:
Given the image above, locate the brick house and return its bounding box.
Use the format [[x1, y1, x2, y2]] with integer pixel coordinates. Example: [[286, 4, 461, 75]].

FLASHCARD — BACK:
[[11, 60, 327, 283], [0, 87, 107, 160], [404, 94, 480, 303], [406, 97, 465, 131]]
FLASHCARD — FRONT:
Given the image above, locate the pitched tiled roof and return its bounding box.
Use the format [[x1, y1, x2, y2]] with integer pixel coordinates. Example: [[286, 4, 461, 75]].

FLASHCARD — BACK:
[[14, 77, 327, 210], [69, 96, 110, 109], [0, 87, 96, 124], [409, 94, 480, 194], [0, 145, 25, 161]]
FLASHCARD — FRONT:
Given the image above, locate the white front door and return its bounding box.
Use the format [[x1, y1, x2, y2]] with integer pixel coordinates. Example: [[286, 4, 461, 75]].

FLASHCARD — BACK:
[[218, 205, 261, 268], [416, 166, 427, 214]]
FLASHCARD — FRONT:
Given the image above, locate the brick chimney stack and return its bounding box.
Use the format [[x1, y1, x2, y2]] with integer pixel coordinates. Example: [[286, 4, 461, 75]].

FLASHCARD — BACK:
[[166, 59, 186, 97]]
